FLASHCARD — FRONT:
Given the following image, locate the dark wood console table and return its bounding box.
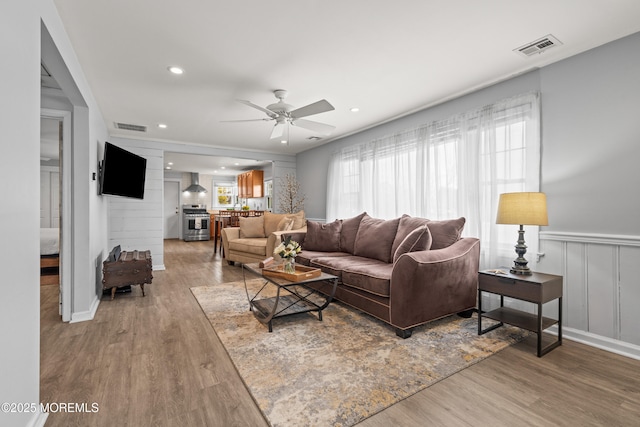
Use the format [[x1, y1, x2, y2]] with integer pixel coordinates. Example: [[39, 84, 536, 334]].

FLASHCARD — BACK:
[[102, 249, 152, 300], [478, 269, 563, 357]]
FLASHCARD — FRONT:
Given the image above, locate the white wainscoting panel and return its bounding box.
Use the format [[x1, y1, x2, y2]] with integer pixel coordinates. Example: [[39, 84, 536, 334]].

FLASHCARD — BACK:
[[539, 231, 640, 359]]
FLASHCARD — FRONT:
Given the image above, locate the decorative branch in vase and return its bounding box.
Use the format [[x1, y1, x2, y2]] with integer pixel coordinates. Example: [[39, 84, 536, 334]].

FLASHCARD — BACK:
[[278, 172, 305, 214]]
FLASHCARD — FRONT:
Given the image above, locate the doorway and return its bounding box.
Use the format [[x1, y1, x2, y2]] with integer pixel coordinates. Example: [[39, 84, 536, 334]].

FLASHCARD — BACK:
[[164, 180, 181, 239], [41, 110, 71, 320]]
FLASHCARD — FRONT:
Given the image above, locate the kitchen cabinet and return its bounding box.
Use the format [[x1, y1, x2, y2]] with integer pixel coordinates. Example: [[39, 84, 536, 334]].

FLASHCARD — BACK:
[[237, 170, 264, 198]]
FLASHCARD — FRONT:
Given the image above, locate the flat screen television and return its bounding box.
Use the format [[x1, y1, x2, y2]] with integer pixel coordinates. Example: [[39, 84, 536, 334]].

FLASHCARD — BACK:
[[99, 142, 147, 199]]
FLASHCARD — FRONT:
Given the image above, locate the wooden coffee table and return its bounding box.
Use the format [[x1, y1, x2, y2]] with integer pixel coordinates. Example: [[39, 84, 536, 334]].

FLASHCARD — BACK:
[[242, 263, 338, 332]]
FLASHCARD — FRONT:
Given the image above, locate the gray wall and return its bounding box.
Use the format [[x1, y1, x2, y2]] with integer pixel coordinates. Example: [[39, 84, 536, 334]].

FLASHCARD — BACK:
[[540, 32, 640, 235], [297, 31, 640, 235]]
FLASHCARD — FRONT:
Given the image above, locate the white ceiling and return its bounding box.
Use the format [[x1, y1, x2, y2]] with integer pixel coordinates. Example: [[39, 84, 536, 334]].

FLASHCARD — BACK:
[[51, 0, 640, 164]]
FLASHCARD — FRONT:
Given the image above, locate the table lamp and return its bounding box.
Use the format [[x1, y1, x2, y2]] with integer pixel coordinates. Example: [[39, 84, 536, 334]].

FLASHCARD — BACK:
[[496, 192, 548, 275]]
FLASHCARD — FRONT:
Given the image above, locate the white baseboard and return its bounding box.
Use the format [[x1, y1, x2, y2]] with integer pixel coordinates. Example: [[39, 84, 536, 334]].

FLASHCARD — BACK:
[[69, 295, 100, 323], [153, 264, 165, 271], [546, 325, 640, 360]]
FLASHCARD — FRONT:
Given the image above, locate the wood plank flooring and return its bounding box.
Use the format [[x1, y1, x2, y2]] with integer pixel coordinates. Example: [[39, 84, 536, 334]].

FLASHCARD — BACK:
[[40, 239, 640, 426]]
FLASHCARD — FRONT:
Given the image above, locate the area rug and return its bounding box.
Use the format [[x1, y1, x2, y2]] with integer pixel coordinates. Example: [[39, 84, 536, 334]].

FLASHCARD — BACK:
[[191, 279, 528, 427]]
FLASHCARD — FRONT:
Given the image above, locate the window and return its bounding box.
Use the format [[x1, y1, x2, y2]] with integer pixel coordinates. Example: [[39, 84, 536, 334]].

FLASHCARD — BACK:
[[327, 92, 541, 269]]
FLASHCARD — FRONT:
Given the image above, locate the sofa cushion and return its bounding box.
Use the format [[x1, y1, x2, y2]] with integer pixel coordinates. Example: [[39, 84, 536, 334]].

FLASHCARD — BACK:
[[228, 238, 268, 256], [296, 250, 350, 266], [391, 214, 430, 256], [339, 212, 367, 254], [310, 255, 371, 280], [393, 225, 432, 263], [239, 216, 266, 238], [342, 261, 394, 297], [304, 220, 342, 252], [353, 215, 400, 263], [427, 217, 466, 249]]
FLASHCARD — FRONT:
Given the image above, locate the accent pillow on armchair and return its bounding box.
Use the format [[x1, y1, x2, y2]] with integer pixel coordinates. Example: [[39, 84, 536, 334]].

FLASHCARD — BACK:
[[239, 216, 266, 238]]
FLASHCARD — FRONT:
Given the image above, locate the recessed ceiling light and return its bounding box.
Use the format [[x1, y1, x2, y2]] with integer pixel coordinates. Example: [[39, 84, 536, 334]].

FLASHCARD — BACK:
[[350, 107, 360, 112], [165, 166, 171, 170], [281, 140, 288, 144], [221, 166, 226, 169], [234, 162, 239, 166], [158, 123, 167, 129], [167, 162, 173, 165], [168, 66, 184, 75]]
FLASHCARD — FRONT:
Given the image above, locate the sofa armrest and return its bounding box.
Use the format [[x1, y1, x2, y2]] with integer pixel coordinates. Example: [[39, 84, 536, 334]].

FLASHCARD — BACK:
[[221, 227, 240, 258], [267, 226, 308, 259], [389, 238, 480, 329]]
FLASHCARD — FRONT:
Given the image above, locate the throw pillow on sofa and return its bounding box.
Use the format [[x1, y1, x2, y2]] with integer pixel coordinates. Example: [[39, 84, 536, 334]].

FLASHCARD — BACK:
[[427, 217, 466, 249], [339, 211, 367, 254], [353, 214, 400, 263], [391, 214, 430, 256], [239, 216, 266, 238], [393, 225, 432, 263], [304, 220, 342, 252]]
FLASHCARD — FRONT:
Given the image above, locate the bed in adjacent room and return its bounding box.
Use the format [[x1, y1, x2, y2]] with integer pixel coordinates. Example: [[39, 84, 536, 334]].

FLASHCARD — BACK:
[[40, 228, 60, 285]]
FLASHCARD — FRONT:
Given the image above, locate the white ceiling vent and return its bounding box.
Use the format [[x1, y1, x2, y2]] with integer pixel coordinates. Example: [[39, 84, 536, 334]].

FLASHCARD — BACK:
[[114, 122, 147, 132], [514, 34, 562, 57]]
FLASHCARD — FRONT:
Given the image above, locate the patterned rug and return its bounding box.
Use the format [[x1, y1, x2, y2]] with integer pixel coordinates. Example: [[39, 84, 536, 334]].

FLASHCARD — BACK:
[[191, 279, 528, 427]]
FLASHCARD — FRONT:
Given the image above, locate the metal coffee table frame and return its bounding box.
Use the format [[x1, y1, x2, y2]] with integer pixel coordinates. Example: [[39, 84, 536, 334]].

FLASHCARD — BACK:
[[242, 263, 338, 332]]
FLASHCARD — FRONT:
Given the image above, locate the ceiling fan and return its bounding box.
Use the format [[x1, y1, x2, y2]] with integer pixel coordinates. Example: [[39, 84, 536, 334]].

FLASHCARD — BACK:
[[227, 90, 336, 141]]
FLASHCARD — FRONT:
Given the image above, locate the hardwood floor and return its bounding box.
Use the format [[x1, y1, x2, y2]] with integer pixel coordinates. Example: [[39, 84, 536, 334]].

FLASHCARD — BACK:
[[41, 239, 640, 426]]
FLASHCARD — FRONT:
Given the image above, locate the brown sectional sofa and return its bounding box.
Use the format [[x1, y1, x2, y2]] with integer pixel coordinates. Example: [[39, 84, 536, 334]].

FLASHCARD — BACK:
[[291, 212, 480, 338]]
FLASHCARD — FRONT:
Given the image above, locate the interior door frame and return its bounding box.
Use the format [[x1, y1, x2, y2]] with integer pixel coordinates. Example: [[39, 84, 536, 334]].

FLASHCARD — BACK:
[[41, 108, 72, 321], [163, 179, 181, 239]]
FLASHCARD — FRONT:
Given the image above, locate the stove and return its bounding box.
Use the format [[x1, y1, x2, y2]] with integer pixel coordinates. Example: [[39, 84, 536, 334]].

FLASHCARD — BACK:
[[182, 204, 210, 241]]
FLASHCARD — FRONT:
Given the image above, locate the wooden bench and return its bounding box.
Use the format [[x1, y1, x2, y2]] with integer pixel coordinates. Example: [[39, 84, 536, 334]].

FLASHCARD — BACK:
[[102, 246, 152, 300]]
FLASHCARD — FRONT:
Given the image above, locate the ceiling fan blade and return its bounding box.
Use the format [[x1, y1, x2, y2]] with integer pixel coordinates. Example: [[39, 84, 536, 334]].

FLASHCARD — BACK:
[[289, 99, 335, 119], [221, 118, 271, 123], [237, 99, 278, 118], [270, 122, 286, 139], [292, 118, 335, 136]]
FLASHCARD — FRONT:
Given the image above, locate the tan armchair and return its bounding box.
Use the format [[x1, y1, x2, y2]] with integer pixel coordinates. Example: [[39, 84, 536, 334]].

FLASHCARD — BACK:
[[221, 211, 306, 265]]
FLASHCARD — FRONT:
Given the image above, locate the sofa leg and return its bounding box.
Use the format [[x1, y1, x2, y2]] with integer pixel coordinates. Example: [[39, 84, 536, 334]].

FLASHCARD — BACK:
[[395, 328, 412, 339], [227, 260, 235, 266], [457, 309, 475, 318]]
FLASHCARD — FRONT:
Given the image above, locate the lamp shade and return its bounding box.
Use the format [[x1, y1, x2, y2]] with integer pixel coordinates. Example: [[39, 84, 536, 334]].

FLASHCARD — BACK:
[[496, 192, 548, 226]]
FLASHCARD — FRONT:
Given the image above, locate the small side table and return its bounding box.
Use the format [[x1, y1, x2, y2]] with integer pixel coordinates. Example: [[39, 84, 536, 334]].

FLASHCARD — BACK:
[[478, 269, 562, 357]]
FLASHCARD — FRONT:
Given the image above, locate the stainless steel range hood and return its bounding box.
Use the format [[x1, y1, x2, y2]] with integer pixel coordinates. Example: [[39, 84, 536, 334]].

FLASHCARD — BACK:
[[183, 173, 207, 193]]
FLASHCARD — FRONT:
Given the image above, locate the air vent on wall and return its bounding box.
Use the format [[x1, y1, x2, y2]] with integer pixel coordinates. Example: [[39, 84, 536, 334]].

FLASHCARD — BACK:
[[114, 122, 147, 132], [514, 34, 562, 57]]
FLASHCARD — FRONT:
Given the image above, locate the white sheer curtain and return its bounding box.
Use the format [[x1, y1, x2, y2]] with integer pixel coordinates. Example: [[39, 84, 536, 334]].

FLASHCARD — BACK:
[[327, 92, 541, 269]]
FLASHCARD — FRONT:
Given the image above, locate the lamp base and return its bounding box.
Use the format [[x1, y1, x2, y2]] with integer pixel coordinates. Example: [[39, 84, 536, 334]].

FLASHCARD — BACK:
[[510, 264, 532, 275], [511, 225, 533, 275]]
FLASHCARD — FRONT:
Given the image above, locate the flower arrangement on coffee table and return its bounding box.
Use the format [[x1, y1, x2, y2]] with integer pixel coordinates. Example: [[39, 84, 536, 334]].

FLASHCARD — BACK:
[[274, 236, 302, 273]]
